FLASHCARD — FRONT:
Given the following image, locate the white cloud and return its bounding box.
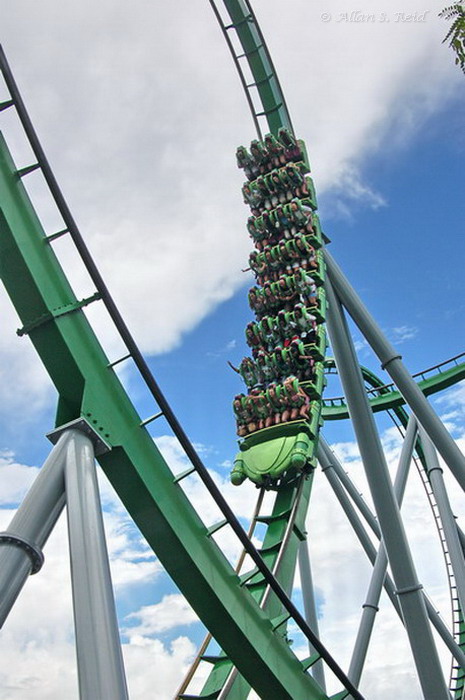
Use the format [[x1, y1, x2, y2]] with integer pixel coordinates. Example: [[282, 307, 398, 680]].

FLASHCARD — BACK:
[[125, 593, 198, 637], [0, 0, 460, 419], [391, 325, 419, 343], [436, 380, 465, 411], [123, 635, 196, 700], [0, 452, 39, 504], [354, 337, 370, 354], [0, 296, 54, 420]]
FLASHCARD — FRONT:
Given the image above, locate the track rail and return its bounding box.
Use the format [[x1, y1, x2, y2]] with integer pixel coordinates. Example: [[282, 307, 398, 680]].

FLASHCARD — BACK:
[[209, 0, 293, 137], [323, 353, 465, 420], [180, 474, 314, 698], [0, 44, 362, 700], [174, 487, 265, 698]]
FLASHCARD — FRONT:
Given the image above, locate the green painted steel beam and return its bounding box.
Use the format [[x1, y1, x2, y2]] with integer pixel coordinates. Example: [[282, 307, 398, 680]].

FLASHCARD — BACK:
[[222, 0, 292, 135], [0, 132, 327, 700], [322, 362, 465, 420]]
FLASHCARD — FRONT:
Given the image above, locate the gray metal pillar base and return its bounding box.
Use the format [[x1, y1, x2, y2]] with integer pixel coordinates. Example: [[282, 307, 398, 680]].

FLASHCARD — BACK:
[[325, 276, 449, 699], [65, 429, 128, 700]]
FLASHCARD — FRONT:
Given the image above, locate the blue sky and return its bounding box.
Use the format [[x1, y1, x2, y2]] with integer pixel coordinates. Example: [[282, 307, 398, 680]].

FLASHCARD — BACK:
[[0, 0, 464, 698]]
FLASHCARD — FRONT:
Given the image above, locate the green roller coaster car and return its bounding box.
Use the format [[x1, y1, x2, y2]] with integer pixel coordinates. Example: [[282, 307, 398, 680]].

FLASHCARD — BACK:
[[231, 404, 322, 486]]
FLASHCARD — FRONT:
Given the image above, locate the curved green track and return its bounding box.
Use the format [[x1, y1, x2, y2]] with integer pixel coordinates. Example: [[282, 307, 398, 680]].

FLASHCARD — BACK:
[[0, 1, 463, 698], [323, 355, 465, 421]]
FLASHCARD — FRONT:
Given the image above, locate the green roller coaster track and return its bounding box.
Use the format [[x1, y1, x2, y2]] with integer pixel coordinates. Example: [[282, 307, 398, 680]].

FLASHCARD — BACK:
[[0, 1, 463, 698]]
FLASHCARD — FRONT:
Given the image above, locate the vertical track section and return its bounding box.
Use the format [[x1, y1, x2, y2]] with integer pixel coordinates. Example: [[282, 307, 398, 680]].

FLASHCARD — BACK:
[[178, 0, 332, 700], [209, 0, 293, 137]]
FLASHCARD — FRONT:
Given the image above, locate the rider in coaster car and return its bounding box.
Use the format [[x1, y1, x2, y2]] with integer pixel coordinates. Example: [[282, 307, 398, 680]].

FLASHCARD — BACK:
[[265, 247, 281, 282], [265, 382, 284, 426], [255, 176, 271, 211], [243, 249, 258, 275], [236, 145, 257, 181], [293, 269, 317, 306], [272, 346, 290, 383], [279, 241, 294, 274], [274, 205, 292, 239], [263, 283, 280, 313], [278, 128, 303, 162], [256, 350, 275, 387], [288, 198, 314, 234], [262, 210, 278, 240], [255, 215, 270, 249], [294, 234, 316, 271], [264, 133, 286, 168], [246, 217, 260, 245], [248, 387, 268, 431], [276, 309, 298, 348], [252, 251, 269, 285], [250, 140, 269, 174], [267, 171, 287, 207], [288, 340, 315, 382], [242, 182, 261, 216], [248, 286, 266, 318], [242, 394, 259, 435], [245, 321, 264, 356], [285, 164, 308, 199], [233, 393, 249, 437], [293, 304, 317, 343], [227, 356, 260, 391], [278, 275, 299, 310], [283, 376, 310, 420]]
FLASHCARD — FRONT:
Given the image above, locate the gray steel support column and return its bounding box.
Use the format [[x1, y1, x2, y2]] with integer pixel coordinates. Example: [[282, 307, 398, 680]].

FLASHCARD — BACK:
[[325, 249, 465, 492], [325, 276, 449, 699], [0, 431, 70, 627], [317, 442, 402, 616], [320, 435, 465, 670], [65, 430, 129, 700], [319, 437, 380, 538], [348, 416, 417, 685], [298, 539, 326, 690], [419, 426, 465, 614]]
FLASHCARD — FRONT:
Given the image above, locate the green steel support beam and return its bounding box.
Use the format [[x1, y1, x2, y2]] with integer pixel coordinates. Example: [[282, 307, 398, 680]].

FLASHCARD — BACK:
[[0, 133, 327, 700]]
